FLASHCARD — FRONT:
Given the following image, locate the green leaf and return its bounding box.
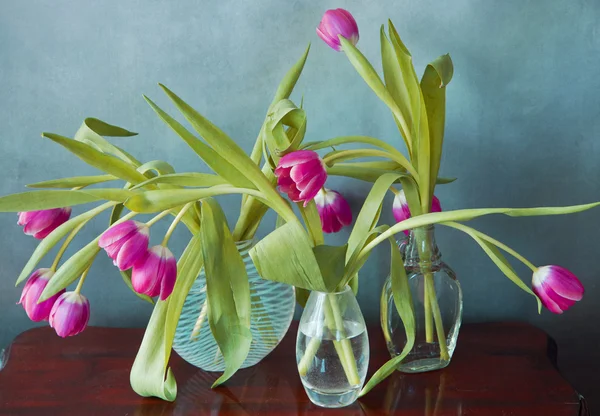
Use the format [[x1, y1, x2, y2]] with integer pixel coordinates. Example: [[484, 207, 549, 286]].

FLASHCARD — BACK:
[[131, 173, 228, 190], [143, 95, 254, 189], [43, 133, 149, 185], [74, 118, 140, 166], [313, 244, 348, 292], [200, 198, 251, 387], [125, 188, 268, 213], [16, 202, 114, 285], [303, 136, 404, 158], [137, 160, 176, 176], [27, 174, 118, 189], [0, 189, 130, 212], [443, 222, 541, 312], [39, 237, 101, 301], [339, 36, 412, 154], [130, 233, 204, 401], [421, 54, 453, 196], [297, 201, 324, 246], [250, 222, 341, 292], [360, 236, 415, 396]]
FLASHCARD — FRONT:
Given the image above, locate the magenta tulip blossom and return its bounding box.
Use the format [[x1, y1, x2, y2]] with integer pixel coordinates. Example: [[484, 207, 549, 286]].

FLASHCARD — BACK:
[[317, 8, 359, 51], [393, 190, 442, 235], [17, 208, 72, 239], [275, 150, 327, 207], [99, 220, 150, 271], [532, 265, 584, 314], [131, 245, 177, 301], [49, 291, 90, 337], [314, 188, 352, 233], [18, 268, 65, 322]]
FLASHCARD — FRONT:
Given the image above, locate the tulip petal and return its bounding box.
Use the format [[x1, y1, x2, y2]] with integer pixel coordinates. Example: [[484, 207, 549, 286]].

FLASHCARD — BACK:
[[131, 248, 162, 298], [547, 267, 584, 301], [277, 150, 319, 168], [290, 159, 325, 186], [159, 251, 177, 301], [299, 171, 327, 204], [99, 221, 141, 248], [115, 233, 150, 271]]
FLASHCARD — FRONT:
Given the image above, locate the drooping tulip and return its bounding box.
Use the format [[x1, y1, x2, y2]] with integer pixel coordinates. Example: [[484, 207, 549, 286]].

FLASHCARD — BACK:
[[275, 150, 327, 207], [532, 265, 584, 314], [49, 291, 90, 337], [131, 245, 177, 301], [98, 220, 150, 271], [18, 268, 65, 322], [393, 190, 442, 235], [314, 188, 353, 233], [17, 208, 72, 239], [317, 8, 359, 51]]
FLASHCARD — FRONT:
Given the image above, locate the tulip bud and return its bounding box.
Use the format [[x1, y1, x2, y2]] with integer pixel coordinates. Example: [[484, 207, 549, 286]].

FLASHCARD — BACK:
[[393, 190, 442, 235], [99, 220, 150, 271], [49, 292, 90, 337], [532, 265, 584, 314], [275, 150, 327, 207], [131, 245, 177, 301], [17, 208, 72, 239], [317, 8, 359, 51], [314, 188, 352, 233], [18, 269, 65, 322]]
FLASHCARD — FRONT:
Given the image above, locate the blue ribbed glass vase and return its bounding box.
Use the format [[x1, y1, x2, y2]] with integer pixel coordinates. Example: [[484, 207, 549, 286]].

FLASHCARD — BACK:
[[173, 239, 296, 371]]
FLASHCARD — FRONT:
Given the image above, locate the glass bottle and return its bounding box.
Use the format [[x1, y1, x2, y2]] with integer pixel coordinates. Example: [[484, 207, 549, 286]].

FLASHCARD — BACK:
[[381, 225, 462, 373], [173, 239, 296, 371], [296, 286, 369, 408]]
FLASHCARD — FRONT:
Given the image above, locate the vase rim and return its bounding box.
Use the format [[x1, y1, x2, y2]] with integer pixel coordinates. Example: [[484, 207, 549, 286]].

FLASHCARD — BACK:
[[313, 285, 353, 296]]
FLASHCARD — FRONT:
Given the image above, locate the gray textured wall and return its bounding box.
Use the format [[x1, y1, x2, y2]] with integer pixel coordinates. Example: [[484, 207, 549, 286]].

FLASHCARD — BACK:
[[1, 0, 599, 409]]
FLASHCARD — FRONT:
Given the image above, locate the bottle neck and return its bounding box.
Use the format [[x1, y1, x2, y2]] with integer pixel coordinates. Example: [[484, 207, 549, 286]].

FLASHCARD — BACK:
[[405, 225, 441, 270]]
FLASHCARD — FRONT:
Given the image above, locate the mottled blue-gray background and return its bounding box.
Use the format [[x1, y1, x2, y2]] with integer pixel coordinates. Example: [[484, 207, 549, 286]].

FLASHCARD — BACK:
[[1, 0, 599, 409]]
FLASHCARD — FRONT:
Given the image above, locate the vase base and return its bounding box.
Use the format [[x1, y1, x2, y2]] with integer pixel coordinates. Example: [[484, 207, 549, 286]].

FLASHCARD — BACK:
[[303, 386, 360, 408], [397, 357, 450, 373]]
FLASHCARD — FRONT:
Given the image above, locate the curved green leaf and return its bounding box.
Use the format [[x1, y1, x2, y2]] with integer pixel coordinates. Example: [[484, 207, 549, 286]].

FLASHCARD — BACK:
[[74, 118, 140, 166], [143, 95, 254, 189], [137, 160, 176, 176], [43, 133, 148, 184], [0, 189, 130, 212], [27, 174, 118, 189], [200, 198, 251, 387], [131, 173, 227, 189], [130, 233, 204, 401]]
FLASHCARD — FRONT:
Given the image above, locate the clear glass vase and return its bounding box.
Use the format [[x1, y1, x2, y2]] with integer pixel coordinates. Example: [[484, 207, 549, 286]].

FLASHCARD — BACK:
[[381, 225, 463, 373], [296, 286, 369, 408], [173, 239, 296, 371]]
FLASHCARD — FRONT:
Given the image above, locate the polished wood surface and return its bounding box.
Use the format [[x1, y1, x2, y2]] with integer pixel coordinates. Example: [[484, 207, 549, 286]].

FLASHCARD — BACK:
[[0, 322, 586, 415]]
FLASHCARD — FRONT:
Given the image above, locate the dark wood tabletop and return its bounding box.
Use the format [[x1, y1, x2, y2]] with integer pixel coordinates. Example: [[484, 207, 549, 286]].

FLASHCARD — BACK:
[[0, 321, 587, 416]]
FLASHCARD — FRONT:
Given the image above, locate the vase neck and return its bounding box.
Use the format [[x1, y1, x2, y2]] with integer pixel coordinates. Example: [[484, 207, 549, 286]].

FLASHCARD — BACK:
[[405, 225, 441, 270]]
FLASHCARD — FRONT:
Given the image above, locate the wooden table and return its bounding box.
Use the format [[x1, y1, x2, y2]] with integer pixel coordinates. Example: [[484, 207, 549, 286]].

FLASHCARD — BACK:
[[0, 322, 587, 415]]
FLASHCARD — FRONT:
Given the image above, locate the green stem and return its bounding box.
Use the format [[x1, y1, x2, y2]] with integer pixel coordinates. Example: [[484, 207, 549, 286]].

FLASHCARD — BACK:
[[74, 265, 93, 294], [145, 209, 171, 227], [51, 222, 88, 272], [162, 203, 193, 246], [443, 221, 537, 272]]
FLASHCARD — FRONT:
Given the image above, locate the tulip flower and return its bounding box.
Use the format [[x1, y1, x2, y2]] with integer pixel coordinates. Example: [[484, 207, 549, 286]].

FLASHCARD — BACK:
[[18, 269, 65, 322], [314, 188, 352, 233], [317, 8, 359, 51], [275, 150, 327, 207], [49, 291, 90, 337], [393, 190, 442, 235], [99, 220, 150, 271], [532, 265, 584, 314], [17, 208, 72, 239], [131, 245, 177, 300]]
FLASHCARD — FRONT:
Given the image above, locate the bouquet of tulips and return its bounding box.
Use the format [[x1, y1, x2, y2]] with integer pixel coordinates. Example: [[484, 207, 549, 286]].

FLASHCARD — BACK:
[[4, 6, 594, 406]]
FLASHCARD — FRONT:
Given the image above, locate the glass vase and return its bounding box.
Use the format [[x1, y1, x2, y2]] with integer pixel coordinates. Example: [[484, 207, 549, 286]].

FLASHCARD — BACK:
[[296, 286, 369, 408], [173, 239, 295, 371], [381, 225, 462, 373]]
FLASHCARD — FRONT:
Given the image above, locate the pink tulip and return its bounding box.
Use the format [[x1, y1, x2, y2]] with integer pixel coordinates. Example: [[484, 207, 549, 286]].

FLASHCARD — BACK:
[[99, 220, 150, 271], [393, 190, 442, 235], [131, 245, 177, 301], [275, 150, 327, 207], [532, 265, 584, 314], [314, 188, 352, 233], [317, 8, 359, 51], [18, 269, 65, 322], [17, 208, 72, 239], [49, 291, 90, 337]]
